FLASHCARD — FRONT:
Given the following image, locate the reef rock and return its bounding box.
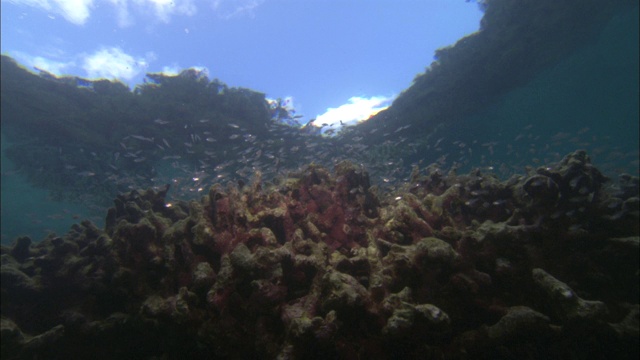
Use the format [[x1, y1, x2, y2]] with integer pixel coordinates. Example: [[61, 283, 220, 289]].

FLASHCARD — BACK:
[[1, 155, 638, 359]]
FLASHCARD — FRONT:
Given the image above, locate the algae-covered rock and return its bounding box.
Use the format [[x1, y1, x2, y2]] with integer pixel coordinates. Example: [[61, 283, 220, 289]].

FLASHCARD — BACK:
[[0, 266, 41, 294], [609, 304, 639, 339], [1, 149, 638, 359], [320, 270, 371, 313], [532, 268, 608, 323], [192, 261, 215, 291], [414, 236, 459, 267], [486, 306, 551, 342], [229, 243, 255, 274]]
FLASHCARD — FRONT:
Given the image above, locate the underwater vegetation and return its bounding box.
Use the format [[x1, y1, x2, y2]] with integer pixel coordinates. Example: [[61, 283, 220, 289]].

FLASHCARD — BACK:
[[1, 152, 638, 359]]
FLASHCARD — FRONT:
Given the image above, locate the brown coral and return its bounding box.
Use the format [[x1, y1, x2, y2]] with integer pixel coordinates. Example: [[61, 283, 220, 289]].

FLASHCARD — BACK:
[[1, 155, 638, 359]]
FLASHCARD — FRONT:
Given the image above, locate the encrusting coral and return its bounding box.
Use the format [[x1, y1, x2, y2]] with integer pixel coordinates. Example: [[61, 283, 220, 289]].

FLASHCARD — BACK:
[[1, 151, 638, 359]]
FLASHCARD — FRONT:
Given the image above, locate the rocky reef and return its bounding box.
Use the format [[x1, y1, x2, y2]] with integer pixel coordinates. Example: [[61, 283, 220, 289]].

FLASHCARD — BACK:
[[1, 150, 638, 359]]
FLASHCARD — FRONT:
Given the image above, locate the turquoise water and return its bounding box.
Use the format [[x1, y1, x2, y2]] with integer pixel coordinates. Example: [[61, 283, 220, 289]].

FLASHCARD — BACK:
[[460, 8, 639, 177], [1, 134, 104, 242]]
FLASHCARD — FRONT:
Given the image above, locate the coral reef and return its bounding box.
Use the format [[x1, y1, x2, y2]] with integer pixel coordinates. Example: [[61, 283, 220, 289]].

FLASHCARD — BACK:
[[1, 151, 638, 359]]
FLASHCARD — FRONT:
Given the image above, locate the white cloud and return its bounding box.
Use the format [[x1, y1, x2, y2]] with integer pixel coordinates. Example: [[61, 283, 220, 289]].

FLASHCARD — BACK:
[[56, 0, 94, 24], [31, 55, 73, 74], [82, 47, 150, 80], [135, 0, 197, 23], [11, 50, 75, 75], [4, 0, 52, 10], [5, 0, 95, 25], [315, 96, 394, 128], [9, 47, 156, 83], [110, 0, 198, 26], [211, 0, 264, 19], [108, 0, 133, 27], [156, 64, 209, 78], [160, 64, 180, 75], [5, 0, 198, 26]]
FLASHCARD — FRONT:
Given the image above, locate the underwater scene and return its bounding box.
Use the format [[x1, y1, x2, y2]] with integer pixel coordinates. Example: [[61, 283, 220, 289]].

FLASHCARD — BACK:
[[1, 0, 639, 359]]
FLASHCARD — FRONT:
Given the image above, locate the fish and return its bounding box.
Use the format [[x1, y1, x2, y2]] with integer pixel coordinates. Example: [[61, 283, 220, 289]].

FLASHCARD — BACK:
[[130, 135, 154, 142], [394, 125, 411, 133]]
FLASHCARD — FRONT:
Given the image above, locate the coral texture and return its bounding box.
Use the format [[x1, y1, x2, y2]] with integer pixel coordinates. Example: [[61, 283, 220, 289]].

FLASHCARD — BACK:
[[1, 151, 638, 359]]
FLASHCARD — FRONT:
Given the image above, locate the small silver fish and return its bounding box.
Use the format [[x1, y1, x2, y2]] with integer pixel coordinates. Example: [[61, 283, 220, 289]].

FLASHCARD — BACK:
[[131, 135, 154, 142]]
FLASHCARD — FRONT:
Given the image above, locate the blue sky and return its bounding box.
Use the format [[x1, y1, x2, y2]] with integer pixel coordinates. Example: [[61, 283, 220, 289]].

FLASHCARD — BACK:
[[1, 0, 482, 126]]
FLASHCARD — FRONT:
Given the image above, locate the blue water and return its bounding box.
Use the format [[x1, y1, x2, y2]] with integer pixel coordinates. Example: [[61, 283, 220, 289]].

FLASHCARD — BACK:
[[461, 8, 639, 177], [1, 134, 104, 242]]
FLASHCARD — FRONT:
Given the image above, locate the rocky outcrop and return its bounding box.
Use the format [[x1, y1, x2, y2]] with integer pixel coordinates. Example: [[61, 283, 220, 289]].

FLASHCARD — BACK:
[[1, 152, 638, 359]]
